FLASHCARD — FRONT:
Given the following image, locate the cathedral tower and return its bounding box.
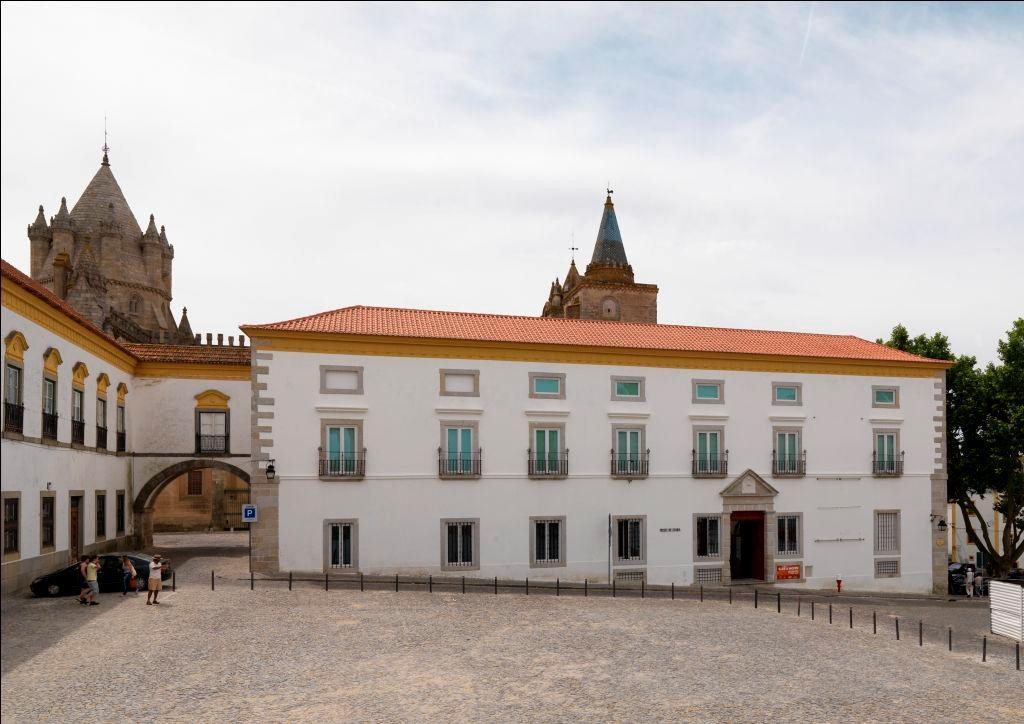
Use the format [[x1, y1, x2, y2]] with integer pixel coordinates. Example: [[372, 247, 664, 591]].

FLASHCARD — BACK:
[[26, 150, 192, 344], [542, 193, 658, 323]]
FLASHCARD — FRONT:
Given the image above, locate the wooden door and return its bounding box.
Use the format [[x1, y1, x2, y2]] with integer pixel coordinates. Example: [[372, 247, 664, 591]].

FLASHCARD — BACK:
[[69, 496, 82, 562]]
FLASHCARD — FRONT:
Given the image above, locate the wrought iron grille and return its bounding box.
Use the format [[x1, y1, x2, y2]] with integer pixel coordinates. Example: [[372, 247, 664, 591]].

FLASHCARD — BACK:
[[3, 402, 23, 434], [527, 450, 569, 477], [872, 450, 904, 477], [438, 448, 482, 478], [610, 450, 650, 478], [772, 450, 806, 477], [318, 449, 367, 478], [691, 450, 728, 478], [196, 434, 229, 454]]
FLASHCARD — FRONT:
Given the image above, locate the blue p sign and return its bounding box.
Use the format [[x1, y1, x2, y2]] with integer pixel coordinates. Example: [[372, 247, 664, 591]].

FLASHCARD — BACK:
[[242, 504, 257, 522]]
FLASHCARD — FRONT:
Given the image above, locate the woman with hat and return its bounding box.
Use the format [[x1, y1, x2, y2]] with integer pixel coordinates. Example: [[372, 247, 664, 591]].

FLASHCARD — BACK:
[[147, 554, 165, 605]]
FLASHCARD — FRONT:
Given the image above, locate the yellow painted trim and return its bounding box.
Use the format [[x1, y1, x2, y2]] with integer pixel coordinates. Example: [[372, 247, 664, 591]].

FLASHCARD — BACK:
[[96, 373, 110, 396], [240, 328, 951, 378], [2, 277, 135, 373], [4, 330, 29, 363], [72, 361, 90, 385], [43, 347, 63, 376], [116, 382, 128, 403], [194, 389, 230, 409], [134, 362, 251, 381]]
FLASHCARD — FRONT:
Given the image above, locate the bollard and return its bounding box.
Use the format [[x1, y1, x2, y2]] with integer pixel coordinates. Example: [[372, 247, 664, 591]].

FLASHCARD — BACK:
[[777, 591, 781, 613], [585, 578, 588, 597], [613, 579, 616, 598], [671, 582, 675, 600], [250, 570, 254, 591], [811, 601, 815, 620], [429, 575, 432, 593], [289, 571, 292, 591], [556, 578, 560, 597], [325, 572, 328, 591], [462, 576, 465, 594], [526, 577, 529, 596], [982, 636, 987, 662], [896, 618, 900, 641], [798, 597, 801, 617], [700, 585, 703, 603], [360, 572, 364, 591], [948, 627, 952, 651], [211, 569, 215, 591], [873, 610, 877, 634], [172, 570, 176, 592], [829, 604, 832, 624], [754, 589, 758, 608], [849, 607, 853, 629], [919, 620, 923, 647], [729, 588, 733, 605], [494, 576, 498, 595], [1016, 642, 1019, 671], [642, 580, 645, 599]]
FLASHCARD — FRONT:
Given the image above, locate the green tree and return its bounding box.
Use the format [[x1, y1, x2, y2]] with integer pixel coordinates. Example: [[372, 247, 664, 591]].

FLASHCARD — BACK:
[[879, 321, 1024, 576]]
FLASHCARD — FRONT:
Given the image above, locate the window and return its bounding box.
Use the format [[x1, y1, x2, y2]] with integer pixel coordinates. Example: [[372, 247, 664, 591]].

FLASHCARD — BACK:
[[774, 429, 802, 475], [529, 372, 565, 399], [187, 470, 204, 496], [874, 510, 900, 555], [772, 382, 802, 405], [872, 385, 899, 408], [439, 369, 480, 397], [777, 514, 801, 557], [441, 519, 479, 571], [95, 492, 106, 540], [5, 364, 20, 403], [3, 495, 20, 558], [695, 515, 721, 559], [40, 494, 55, 549], [693, 427, 724, 475], [116, 491, 125, 536], [531, 426, 562, 475], [324, 423, 362, 475], [440, 423, 479, 477], [692, 379, 724, 404], [96, 397, 107, 428], [613, 515, 645, 564], [72, 389, 83, 422], [874, 430, 900, 475], [874, 559, 900, 578], [610, 376, 645, 401], [117, 404, 125, 433], [530, 517, 565, 567], [43, 378, 56, 414], [327, 520, 357, 569], [695, 567, 723, 584], [613, 426, 645, 476], [197, 411, 228, 453], [319, 365, 364, 395], [601, 297, 619, 320]]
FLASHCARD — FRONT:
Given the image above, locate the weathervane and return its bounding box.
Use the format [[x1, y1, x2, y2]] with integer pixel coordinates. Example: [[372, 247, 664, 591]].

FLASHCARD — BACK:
[[102, 114, 110, 165], [569, 231, 579, 262]]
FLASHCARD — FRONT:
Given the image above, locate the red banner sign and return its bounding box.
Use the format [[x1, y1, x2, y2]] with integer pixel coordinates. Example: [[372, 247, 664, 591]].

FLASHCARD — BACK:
[[776, 564, 802, 580]]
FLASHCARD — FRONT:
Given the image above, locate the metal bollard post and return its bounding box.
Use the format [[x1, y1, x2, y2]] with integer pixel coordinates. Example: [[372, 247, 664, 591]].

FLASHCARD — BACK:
[[613, 578, 616, 598], [811, 601, 815, 620], [429, 575, 432, 593], [250, 570, 254, 591], [948, 627, 952, 651], [494, 576, 498, 595], [982, 636, 987, 662], [1016, 642, 1019, 671], [896, 618, 900, 641], [289, 571, 292, 591], [729, 588, 732, 605], [325, 572, 328, 591], [172, 570, 176, 592], [211, 569, 215, 591], [671, 582, 675, 600], [873, 610, 877, 634], [462, 576, 465, 594], [829, 604, 832, 624], [754, 589, 758, 608], [395, 574, 399, 592], [641, 580, 645, 599], [919, 620, 923, 647], [360, 572, 364, 592], [777, 591, 781, 613], [556, 578, 560, 597], [700, 585, 703, 603], [585, 578, 588, 597], [850, 608, 853, 629], [798, 597, 801, 617], [526, 577, 529, 596]]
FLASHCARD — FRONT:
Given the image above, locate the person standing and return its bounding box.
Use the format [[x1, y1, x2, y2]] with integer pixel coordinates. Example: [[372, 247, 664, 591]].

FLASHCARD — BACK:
[[146, 555, 165, 605], [84, 555, 100, 606], [122, 555, 137, 596], [77, 555, 90, 605], [965, 566, 975, 598]]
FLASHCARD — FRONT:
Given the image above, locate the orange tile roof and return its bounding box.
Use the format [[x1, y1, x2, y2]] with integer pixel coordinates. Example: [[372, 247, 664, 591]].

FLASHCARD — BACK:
[[124, 343, 250, 365], [2, 259, 250, 368], [245, 305, 947, 365]]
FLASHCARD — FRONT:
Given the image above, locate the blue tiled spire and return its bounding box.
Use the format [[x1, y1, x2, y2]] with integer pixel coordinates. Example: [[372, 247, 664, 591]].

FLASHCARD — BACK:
[[590, 193, 628, 266]]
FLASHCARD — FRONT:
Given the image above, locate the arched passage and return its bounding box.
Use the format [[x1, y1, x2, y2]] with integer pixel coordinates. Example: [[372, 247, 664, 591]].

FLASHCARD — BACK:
[[134, 460, 251, 547]]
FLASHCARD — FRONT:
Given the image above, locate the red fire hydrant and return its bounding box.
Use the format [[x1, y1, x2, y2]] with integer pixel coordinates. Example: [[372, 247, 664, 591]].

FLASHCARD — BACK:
[[836, 578, 842, 593]]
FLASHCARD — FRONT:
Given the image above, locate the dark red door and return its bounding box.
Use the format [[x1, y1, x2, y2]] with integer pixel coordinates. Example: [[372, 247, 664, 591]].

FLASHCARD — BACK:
[[69, 496, 82, 563], [729, 511, 765, 580]]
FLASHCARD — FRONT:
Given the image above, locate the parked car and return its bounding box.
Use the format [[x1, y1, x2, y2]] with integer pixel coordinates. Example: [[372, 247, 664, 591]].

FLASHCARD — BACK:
[[947, 562, 988, 596], [30, 553, 171, 597]]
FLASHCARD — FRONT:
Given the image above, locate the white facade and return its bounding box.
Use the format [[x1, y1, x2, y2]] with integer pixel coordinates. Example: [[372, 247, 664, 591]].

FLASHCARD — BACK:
[[264, 348, 945, 593]]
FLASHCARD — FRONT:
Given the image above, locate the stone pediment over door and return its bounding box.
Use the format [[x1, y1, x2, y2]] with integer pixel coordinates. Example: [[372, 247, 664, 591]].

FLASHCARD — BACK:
[[720, 469, 779, 499]]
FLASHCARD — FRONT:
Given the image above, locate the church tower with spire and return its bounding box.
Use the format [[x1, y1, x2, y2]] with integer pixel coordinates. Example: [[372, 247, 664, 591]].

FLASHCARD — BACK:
[[542, 192, 658, 323], [26, 149, 194, 344]]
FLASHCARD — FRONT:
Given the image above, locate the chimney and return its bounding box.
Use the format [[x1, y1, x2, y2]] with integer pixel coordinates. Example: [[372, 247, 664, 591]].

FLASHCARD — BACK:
[[217, 333, 224, 346], [206, 333, 213, 345]]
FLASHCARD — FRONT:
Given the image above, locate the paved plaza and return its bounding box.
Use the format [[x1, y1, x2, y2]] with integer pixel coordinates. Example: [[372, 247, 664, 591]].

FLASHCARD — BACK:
[[1, 534, 1021, 722]]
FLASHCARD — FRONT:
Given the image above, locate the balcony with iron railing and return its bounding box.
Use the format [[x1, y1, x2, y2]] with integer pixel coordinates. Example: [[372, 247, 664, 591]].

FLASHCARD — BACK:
[[772, 450, 806, 477], [4, 402, 24, 434], [438, 448, 482, 479], [872, 450, 904, 477], [692, 450, 729, 478], [196, 433, 230, 455], [318, 448, 367, 479], [610, 450, 650, 480], [96, 426, 107, 450], [116, 430, 126, 452], [41, 412, 58, 441], [527, 449, 569, 479], [71, 418, 85, 445]]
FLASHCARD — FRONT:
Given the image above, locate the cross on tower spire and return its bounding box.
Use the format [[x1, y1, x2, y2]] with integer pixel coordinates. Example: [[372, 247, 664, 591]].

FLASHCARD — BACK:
[[569, 231, 579, 261], [102, 115, 110, 166]]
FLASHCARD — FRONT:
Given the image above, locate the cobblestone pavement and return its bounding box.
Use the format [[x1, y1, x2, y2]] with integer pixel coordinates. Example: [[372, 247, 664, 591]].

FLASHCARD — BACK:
[[2, 534, 1021, 722]]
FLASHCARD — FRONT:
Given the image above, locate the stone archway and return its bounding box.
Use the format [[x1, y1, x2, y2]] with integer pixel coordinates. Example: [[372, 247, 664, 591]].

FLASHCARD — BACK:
[[134, 460, 251, 547]]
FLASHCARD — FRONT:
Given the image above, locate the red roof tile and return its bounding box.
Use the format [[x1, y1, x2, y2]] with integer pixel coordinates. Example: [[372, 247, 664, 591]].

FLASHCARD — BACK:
[[245, 306, 946, 365], [124, 343, 250, 365]]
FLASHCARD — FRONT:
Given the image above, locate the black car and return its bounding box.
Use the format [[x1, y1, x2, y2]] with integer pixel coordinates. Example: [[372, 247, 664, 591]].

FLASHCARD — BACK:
[[30, 553, 171, 597], [948, 562, 988, 596]]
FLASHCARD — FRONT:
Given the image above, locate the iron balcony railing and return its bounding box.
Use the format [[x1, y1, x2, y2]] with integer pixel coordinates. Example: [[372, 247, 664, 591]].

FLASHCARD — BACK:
[[116, 431, 126, 452], [71, 419, 85, 445], [692, 450, 729, 478], [196, 433, 230, 454], [4, 402, 24, 434], [42, 411, 58, 440], [872, 450, 904, 477], [318, 448, 367, 478], [772, 450, 806, 477], [96, 426, 108, 450], [610, 449, 650, 479], [527, 449, 569, 478], [438, 448, 482, 479]]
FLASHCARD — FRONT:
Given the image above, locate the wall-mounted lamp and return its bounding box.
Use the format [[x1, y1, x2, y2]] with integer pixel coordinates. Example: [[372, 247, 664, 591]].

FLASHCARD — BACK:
[[46, 481, 53, 491], [265, 459, 276, 480], [930, 514, 948, 532]]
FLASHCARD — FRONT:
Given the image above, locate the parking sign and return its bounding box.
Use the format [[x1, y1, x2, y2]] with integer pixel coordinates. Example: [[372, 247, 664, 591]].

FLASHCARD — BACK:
[[242, 504, 258, 522]]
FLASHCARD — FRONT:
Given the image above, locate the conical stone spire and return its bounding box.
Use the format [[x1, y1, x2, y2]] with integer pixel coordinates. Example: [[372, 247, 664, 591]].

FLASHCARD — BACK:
[[159, 225, 168, 245], [28, 205, 51, 239], [177, 306, 194, 343], [143, 214, 160, 241], [51, 197, 73, 231], [590, 193, 628, 266]]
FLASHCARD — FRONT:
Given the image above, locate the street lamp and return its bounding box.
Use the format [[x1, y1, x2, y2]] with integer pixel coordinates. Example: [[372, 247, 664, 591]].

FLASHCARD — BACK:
[[937, 518, 947, 533], [265, 459, 276, 480]]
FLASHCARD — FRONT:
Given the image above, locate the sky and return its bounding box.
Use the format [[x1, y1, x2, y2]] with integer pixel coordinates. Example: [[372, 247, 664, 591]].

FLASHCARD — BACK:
[[1, 2, 1022, 364]]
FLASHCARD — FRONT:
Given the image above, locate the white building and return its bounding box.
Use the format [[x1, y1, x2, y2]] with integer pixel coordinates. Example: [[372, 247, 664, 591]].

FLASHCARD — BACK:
[[242, 305, 952, 593], [1, 260, 250, 594]]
